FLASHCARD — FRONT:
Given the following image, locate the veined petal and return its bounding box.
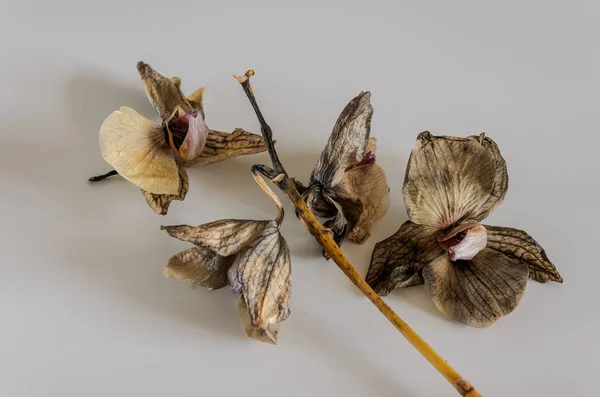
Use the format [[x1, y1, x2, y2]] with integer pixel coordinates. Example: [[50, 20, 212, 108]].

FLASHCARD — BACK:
[[367, 221, 443, 295], [423, 249, 528, 328], [161, 220, 274, 257], [485, 225, 562, 283], [99, 106, 179, 195], [335, 162, 390, 244], [163, 246, 232, 290], [141, 165, 189, 215], [235, 223, 292, 344], [403, 131, 499, 228], [184, 128, 268, 167], [137, 62, 195, 121]]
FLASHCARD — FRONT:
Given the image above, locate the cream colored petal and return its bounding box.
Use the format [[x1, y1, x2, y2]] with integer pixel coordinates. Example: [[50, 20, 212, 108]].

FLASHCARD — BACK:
[[163, 246, 232, 290], [161, 220, 274, 257], [137, 62, 195, 121], [367, 221, 443, 296], [423, 249, 528, 328], [141, 166, 189, 215], [485, 225, 562, 283], [403, 131, 497, 228], [234, 223, 291, 344], [187, 87, 205, 109], [236, 295, 280, 344], [337, 163, 390, 244], [99, 106, 179, 195], [184, 129, 268, 167]]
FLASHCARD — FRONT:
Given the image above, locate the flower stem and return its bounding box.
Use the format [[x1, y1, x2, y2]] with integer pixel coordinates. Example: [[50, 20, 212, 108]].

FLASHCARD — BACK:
[[235, 70, 482, 397], [88, 169, 119, 182]]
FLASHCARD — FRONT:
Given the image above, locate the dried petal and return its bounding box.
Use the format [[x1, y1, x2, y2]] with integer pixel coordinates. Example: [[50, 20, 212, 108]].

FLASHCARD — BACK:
[[163, 246, 232, 290], [187, 87, 205, 110], [184, 129, 268, 167], [234, 223, 291, 344], [403, 131, 500, 228], [141, 165, 189, 215], [137, 62, 197, 121], [99, 106, 179, 195], [166, 111, 210, 161], [310, 91, 373, 188], [161, 220, 272, 257], [469, 135, 508, 220], [367, 221, 443, 295], [422, 249, 528, 327], [336, 162, 390, 244], [486, 226, 563, 283]]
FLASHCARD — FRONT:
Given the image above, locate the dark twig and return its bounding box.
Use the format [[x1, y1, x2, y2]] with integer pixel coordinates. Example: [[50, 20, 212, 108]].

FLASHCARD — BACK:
[[89, 169, 119, 182], [235, 70, 482, 397]]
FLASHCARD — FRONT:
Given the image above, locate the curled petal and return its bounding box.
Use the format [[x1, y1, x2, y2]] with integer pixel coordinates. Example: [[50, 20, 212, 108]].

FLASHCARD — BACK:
[[403, 131, 499, 228], [167, 111, 210, 161], [423, 249, 528, 328], [367, 221, 443, 295], [443, 224, 488, 261], [161, 220, 273, 257], [237, 296, 280, 344], [336, 162, 390, 244], [233, 223, 291, 344], [184, 128, 268, 167], [163, 246, 232, 290], [99, 106, 179, 195], [486, 225, 562, 283], [141, 165, 189, 215], [137, 62, 195, 121], [310, 92, 373, 187]]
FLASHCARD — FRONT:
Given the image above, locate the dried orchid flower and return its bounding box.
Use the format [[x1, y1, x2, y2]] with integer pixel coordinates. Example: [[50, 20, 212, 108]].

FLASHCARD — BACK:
[[366, 131, 563, 328], [301, 92, 390, 246], [90, 62, 268, 215], [161, 170, 291, 344]]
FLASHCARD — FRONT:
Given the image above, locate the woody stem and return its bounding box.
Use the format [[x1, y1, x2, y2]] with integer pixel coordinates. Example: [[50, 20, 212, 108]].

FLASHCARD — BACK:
[[236, 70, 482, 397]]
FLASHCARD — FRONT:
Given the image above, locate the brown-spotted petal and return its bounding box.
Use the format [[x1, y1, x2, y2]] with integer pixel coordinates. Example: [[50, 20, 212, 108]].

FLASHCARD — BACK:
[[422, 248, 528, 327], [403, 131, 498, 228], [184, 129, 268, 167], [336, 162, 390, 244], [485, 225, 563, 283], [310, 91, 373, 188], [234, 223, 291, 344], [137, 62, 195, 121], [163, 246, 232, 290], [367, 221, 443, 296], [141, 165, 189, 215], [161, 220, 273, 257], [99, 106, 179, 195]]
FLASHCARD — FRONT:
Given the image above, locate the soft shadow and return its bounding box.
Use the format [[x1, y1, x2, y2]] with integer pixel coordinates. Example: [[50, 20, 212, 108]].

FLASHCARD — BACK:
[[296, 311, 410, 396]]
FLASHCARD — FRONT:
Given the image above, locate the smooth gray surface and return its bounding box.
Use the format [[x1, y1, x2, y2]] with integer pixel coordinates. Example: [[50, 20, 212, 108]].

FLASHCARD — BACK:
[[1, 1, 597, 396]]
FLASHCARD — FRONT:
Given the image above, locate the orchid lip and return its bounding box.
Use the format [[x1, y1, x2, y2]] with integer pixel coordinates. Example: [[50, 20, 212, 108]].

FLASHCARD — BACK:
[[438, 223, 488, 261]]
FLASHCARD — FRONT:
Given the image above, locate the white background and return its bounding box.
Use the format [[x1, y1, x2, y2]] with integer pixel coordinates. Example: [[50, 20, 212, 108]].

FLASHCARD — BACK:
[[1, 1, 597, 396]]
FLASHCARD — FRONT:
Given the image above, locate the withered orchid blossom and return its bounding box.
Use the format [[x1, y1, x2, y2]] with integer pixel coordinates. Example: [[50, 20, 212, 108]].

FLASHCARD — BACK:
[[366, 131, 562, 328]]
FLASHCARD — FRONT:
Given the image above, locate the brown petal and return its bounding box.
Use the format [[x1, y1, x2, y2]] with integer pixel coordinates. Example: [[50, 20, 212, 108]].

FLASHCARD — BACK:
[[403, 131, 499, 228], [485, 225, 563, 283], [183, 129, 268, 167], [336, 163, 390, 244], [310, 92, 373, 188], [141, 165, 189, 215], [422, 248, 528, 327], [161, 220, 274, 257], [163, 246, 232, 290], [99, 106, 180, 195], [187, 87, 205, 110], [468, 135, 508, 220], [137, 61, 195, 121], [367, 221, 443, 296], [234, 223, 291, 344]]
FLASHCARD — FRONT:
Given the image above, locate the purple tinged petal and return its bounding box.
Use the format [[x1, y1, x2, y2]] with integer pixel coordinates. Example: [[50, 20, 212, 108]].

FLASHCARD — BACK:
[[448, 224, 487, 261]]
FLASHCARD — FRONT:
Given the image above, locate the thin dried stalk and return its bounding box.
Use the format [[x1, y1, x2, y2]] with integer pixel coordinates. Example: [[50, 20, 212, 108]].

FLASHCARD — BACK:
[[235, 70, 482, 397]]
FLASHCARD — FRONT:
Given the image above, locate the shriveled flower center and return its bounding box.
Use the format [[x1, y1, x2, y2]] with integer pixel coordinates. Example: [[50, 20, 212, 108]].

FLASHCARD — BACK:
[[165, 110, 209, 161], [438, 223, 487, 261], [166, 116, 190, 149]]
